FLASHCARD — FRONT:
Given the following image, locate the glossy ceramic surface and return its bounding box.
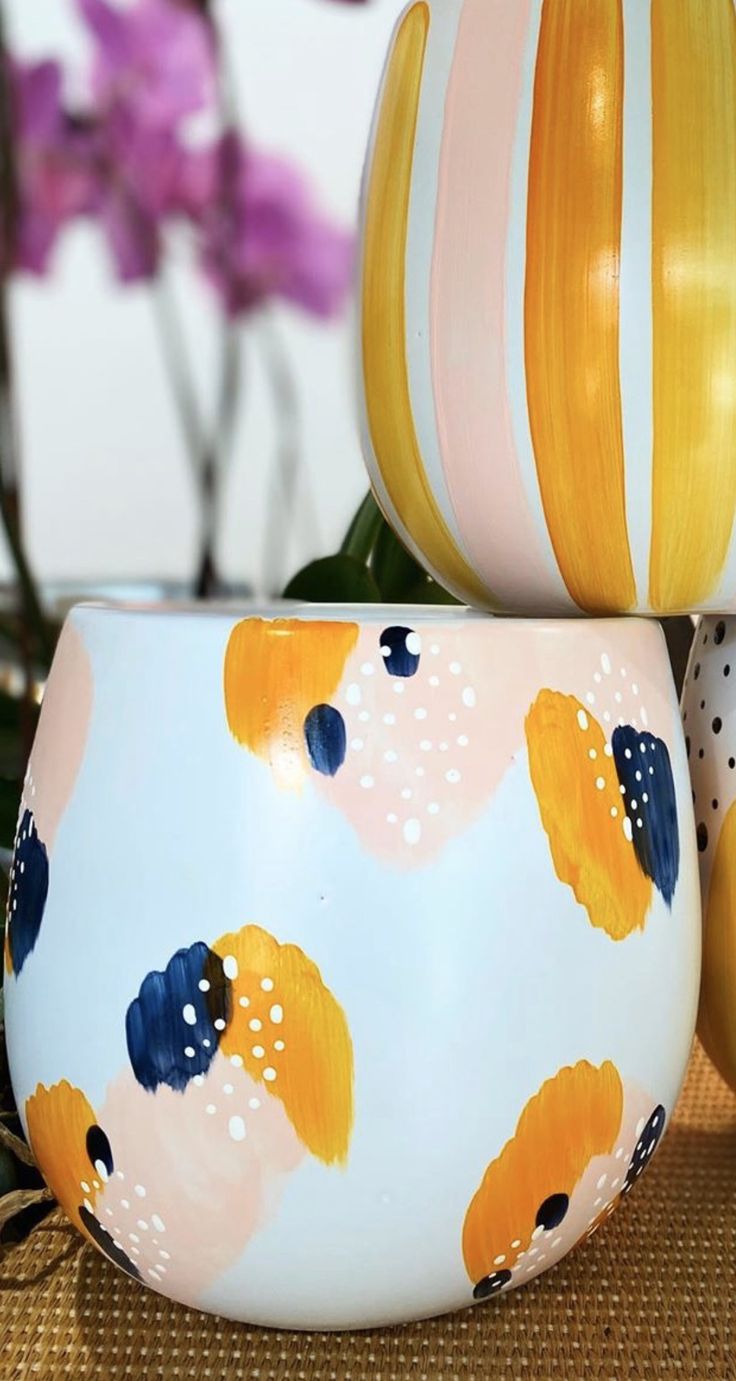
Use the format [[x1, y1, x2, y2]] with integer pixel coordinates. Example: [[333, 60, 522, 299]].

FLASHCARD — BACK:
[[5, 604, 700, 1327], [360, 0, 736, 617], [681, 617, 736, 1093]]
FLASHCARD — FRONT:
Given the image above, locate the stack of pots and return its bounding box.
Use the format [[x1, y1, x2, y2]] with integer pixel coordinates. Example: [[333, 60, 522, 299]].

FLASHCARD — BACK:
[[4, 0, 735, 1331]]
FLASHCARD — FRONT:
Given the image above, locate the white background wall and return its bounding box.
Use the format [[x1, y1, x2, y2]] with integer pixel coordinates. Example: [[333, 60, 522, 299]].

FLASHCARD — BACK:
[[5, 0, 407, 592]]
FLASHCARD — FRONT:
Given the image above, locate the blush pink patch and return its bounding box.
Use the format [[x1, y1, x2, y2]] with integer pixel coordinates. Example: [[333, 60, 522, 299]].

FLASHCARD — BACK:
[[95, 1055, 304, 1304], [430, 0, 564, 609], [24, 621, 93, 851], [310, 624, 678, 867]]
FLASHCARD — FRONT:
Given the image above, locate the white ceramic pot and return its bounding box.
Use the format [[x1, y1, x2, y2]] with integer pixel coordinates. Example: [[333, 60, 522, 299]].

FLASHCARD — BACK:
[[681, 617, 736, 1092], [359, 0, 736, 617], [5, 604, 699, 1327]]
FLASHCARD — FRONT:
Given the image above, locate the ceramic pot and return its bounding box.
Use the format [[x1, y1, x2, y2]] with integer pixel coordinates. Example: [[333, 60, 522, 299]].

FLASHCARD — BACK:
[[359, 0, 736, 618], [681, 617, 736, 1093], [5, 604, 699, 1328]]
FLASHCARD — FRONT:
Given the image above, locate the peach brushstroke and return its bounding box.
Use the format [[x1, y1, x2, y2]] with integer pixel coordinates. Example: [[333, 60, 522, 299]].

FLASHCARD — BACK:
[[308, 622, 677, 870], [649, 0, 736, 611], [25, 621, 93, 851], [361, 2, 490, 609], [213, 924, 354, 1167], [698, 800, 736, 1093], [463, 1060, 623, 1287], [96, 1057, 303, 1303], [224, 618, 358, 791], [525, 690, 652, 939], [525, 0, 635, 613], [430, 0, 557, 610]]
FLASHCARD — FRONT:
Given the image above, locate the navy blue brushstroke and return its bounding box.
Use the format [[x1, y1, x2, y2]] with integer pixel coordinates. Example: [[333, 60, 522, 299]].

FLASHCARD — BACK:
[[612, 727, 680, 906], [7, 809, 49, 976], [623, 1105, 666, 1196], [126, 942, 232, 1093], [304, 704, 347, 776], [86, 1125, 114, 1179], [379, 626, 420, 678], [79, 1205, 142, 1281]]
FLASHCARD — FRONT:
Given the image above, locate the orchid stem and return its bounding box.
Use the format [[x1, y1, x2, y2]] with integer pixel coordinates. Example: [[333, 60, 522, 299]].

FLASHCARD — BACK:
[[0, 7, 53, 672], [259, 312, 313, 597]]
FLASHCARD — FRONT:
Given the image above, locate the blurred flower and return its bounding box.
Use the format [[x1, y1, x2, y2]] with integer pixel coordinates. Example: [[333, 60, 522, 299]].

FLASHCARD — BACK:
[[8, 59, 95, 273], [77, 0, 216, 128], [193, 133, 354, 320], [71, 0, 217, 281]]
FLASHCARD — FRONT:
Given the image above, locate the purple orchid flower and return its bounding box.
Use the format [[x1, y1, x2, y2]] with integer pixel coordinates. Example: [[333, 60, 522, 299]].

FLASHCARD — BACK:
[[7, 59, 96, 274], [77, 0, 216, 128], [194, 133, 355, 320]]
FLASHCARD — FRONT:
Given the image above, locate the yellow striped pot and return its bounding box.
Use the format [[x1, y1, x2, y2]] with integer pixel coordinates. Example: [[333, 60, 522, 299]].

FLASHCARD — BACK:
[[360, 0, 736, 617]]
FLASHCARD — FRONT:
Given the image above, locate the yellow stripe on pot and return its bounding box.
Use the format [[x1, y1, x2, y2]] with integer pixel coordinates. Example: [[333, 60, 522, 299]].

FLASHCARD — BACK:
[[525, 0, 635, 614], [361, 1, 490, 608], [698, 801, 736, 1094], [649, 0, 736, 612]]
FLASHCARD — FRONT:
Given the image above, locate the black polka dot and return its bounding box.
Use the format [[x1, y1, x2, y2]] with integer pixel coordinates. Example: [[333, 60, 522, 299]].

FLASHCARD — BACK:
[[685, 736, 691, 758], [712, 800, 719, 811], [379, 626, 421, 678], [86, 1125, 114, 1179], [714, 621, 726, 645], [700, 700, 706, 710], [712, 717, 723, 735], [725, 665, 731, 678], [693, 663, 701, 680], [730, 758, 735, 770], [473, 1270, 512, 1302], [535, 1192, 569, 1232], [697, 822, 709, 853], [698, 748, 705, 760]]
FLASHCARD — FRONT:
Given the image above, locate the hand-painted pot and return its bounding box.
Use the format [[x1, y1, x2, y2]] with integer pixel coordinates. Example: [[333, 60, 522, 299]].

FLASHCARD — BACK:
[[5, 604, 699, 1328], [360, 0, 736, 618], [681, 618, 736, 1093]]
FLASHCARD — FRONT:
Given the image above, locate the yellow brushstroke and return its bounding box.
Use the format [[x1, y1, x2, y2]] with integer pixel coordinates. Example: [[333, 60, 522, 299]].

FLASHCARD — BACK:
[[698, 801, 736, 1094], [224, 617, 358, 790], [525, 0, 634, 614], [361, 3, 491, 608], [213, 924, 354, 1166], [649, 1, 736, 611], [526, 690, 651, 939], [463, 1060, 623, 1286], [25, 1081, 99, 1235]]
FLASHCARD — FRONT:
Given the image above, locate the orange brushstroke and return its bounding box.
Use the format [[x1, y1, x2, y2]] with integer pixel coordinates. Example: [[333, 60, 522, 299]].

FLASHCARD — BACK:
[[224, 618, 358, 790], [525, 0, 634, 613], [213, 924, 354, 1166], [525, 690, 651, 939], [649, 0, 736, 611], [463, 1060, 623, 1285], [361, 2, 491, 608], [698, 801, 736, 1094], [25, 1081, 100, 1236]]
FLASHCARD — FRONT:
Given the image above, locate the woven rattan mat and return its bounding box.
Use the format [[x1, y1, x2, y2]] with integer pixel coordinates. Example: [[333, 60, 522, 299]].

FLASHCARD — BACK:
[[1, 1041, 734, 1381]]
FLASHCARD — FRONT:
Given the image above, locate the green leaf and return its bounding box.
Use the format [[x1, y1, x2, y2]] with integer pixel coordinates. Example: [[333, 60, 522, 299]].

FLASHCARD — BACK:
[[372, 522, 428, 601], [340, 492, 385, 565], [283, 555, 382, 604], [404, 574, 462, 606]]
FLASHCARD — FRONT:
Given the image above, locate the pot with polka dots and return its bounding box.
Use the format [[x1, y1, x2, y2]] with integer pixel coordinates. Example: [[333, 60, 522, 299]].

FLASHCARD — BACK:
[[5, 603, 700, 1328], [681, 617, 736, 1094]]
